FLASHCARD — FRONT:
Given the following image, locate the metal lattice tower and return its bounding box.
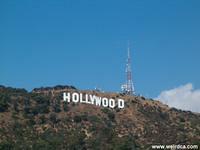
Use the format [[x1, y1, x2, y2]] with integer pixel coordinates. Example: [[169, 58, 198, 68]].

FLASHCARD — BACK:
[[121, 42, 135, 95]]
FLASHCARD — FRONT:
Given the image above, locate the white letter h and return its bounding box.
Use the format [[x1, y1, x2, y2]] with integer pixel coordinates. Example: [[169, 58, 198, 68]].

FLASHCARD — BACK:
[[63, 92, 70, 102]]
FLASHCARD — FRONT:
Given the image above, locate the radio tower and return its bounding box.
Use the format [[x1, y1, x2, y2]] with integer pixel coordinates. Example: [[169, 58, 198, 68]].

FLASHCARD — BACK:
[[121, 42, 135, 95]]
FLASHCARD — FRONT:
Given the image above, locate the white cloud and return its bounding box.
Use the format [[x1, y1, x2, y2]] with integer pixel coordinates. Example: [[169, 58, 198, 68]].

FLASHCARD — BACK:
[[155, 83, 200, 113]]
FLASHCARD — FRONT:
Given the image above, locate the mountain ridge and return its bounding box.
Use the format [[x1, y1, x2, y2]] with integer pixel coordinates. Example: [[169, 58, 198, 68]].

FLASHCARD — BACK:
[[0, 85, 199, 149]]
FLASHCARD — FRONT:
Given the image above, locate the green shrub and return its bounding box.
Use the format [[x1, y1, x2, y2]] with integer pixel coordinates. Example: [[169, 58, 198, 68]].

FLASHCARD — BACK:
[[0, 140, 14, 150], [74, 115, 82, 123], [49, 113, 60, 124], [0, 94, 9, 112]]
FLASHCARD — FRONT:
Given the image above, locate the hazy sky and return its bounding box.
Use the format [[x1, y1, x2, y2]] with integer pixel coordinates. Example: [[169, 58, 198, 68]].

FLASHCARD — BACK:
[[1, 0, 200, 98]]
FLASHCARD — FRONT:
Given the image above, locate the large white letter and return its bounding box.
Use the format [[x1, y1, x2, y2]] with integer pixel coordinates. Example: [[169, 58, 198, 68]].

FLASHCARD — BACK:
[[95, 96, 102, 106], [72, 92, 79, 103], [109, 99, 115, 108], [89, 95, 96, 104], [118, 99, 125, 108], [63, 92, 70, 102], [80, 93, 85, 103], [102, 98, 108, 107]]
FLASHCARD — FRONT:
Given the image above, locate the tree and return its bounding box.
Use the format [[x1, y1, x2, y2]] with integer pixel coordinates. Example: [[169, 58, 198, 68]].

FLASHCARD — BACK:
[[0, 94, 9, 112]]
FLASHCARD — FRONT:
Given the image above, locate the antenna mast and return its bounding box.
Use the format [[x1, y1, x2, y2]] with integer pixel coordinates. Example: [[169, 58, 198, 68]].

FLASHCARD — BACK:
[[121, 41, 135, 95]]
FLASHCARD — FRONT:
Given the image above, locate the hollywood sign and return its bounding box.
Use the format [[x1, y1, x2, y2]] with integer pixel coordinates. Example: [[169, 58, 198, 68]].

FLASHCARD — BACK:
[[63, 92, 125, 109]]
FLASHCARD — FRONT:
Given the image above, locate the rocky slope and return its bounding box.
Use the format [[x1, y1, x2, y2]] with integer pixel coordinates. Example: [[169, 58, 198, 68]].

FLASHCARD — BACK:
[[0, 85, 199, 149]]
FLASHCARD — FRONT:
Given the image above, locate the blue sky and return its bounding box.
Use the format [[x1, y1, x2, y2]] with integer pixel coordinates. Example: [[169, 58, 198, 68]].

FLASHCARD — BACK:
[[0, 0, 200, 98]]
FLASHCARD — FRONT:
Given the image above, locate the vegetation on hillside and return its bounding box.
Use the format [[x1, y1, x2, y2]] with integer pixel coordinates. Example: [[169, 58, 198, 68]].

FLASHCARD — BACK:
[[0, 85, 199, 150]]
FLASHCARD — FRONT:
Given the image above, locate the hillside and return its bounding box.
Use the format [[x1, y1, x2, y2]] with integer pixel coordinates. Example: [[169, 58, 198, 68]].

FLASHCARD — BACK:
[[0, 85, 200, 150]]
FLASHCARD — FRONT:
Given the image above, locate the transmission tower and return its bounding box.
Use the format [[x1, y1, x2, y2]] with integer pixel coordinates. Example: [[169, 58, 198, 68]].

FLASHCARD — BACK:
[[121, 42, 135, 95]]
